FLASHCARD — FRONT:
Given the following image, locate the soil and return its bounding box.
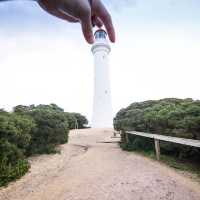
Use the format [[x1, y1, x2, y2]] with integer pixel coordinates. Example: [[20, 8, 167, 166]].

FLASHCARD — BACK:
[[0, 128, 200, 200]]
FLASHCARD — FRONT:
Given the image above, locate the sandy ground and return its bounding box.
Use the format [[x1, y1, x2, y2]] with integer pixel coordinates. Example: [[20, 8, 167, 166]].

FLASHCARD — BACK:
[[0, 128, 200, 200]]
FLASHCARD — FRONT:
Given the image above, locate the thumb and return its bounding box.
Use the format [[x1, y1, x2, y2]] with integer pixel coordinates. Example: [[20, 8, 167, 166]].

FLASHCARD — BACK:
[[81, 15, 94, 44]]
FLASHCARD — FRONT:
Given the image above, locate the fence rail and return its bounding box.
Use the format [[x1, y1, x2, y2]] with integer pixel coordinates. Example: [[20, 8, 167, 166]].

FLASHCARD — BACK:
[[121, 130, 200, 160]]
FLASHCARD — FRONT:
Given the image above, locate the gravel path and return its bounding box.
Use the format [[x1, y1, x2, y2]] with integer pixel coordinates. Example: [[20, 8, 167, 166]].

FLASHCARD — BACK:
[[0, 129, 200, 200]]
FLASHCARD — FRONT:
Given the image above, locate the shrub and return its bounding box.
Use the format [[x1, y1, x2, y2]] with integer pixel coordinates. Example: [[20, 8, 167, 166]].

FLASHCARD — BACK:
[[63, 112, 88, 130], [0, 103, 88, 187], [114, 98, 200, 159], [0, 112, 33, 187], [22, 105, 69, 155]]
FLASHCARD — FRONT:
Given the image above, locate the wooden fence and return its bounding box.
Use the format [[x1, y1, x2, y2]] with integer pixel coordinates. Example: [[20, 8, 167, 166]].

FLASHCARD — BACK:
[[119, 130, 200, 160]]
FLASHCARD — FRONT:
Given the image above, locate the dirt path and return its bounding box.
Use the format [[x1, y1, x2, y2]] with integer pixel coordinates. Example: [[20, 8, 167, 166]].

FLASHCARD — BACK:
[[0, 129, 200, 200]]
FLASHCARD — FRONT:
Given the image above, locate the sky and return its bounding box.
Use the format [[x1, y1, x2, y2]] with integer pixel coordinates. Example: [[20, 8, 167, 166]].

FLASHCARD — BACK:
[[1, 0, 200, 123]]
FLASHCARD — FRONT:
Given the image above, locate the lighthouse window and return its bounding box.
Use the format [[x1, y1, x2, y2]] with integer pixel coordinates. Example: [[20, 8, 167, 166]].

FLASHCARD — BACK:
[[95, 31, 106, 39]]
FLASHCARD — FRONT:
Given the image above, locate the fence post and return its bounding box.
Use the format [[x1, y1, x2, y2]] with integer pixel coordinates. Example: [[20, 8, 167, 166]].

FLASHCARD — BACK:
[[121, 130, 125, 143], [125, 131, 130, 144], [154, 139, 160, 160], [113, 130, 116, 137]]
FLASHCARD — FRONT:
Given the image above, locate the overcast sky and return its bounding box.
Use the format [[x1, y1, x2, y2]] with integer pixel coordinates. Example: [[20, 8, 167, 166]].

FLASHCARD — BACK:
[[1, 0, 200, 123]]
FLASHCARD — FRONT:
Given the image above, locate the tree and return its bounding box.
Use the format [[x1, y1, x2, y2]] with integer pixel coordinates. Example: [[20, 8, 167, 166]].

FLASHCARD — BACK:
[[25, 105, 69, 155], [0, 103, 88, 186], [71, 113, 88, 129], [114, 98, 200, 159]]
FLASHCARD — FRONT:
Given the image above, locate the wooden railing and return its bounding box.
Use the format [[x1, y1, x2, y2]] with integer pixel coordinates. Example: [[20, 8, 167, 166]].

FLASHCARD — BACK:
[[119, 130, 200, 160]]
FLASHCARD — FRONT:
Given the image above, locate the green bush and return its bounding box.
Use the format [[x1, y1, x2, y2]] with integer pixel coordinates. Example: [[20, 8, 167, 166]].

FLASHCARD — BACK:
[[114, 98, 200, 159], [0, 157, 29, 187], [0, 112, 35, 186], [14, 104, 69, 155], [64, 112, 88, 129], [0, 103, 88, 187], [0, 138, 30, 187]]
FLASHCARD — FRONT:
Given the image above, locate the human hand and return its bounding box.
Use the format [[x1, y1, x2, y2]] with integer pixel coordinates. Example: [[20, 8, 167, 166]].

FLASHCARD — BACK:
[[38, 0, 115, 44]]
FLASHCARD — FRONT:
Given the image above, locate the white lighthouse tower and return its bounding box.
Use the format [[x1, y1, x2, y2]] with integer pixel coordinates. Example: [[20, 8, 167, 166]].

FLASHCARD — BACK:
[[91, 29, 113, 128]]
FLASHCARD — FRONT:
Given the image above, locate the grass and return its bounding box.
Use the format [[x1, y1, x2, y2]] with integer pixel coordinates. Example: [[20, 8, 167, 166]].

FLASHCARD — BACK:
[[160, 154, 200, 180], [120, 142, 200, 182]]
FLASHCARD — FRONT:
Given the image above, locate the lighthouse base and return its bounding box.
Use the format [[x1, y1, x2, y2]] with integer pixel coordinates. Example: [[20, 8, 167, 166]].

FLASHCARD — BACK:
[[92, 117, 113, 129]]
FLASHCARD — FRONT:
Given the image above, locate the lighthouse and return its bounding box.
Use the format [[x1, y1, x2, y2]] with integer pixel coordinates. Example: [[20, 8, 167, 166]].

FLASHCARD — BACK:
[[91, 29, 113, 128]]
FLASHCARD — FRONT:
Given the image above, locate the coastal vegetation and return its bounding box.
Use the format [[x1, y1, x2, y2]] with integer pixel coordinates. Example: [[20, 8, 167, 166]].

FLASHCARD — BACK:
[[0, 104, 88, 187], [114, 98, 200, 176]]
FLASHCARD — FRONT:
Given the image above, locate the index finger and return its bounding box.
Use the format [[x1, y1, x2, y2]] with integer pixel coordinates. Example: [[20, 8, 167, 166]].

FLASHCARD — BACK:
[[94, 1, 115, 42]]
